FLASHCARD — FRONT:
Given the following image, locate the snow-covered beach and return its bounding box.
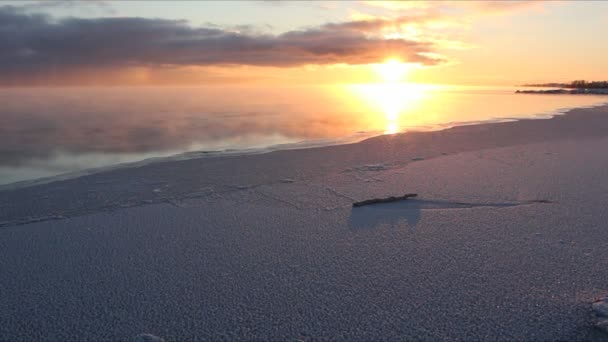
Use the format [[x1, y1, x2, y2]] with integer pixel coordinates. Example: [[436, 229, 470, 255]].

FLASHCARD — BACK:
[[2, 105, 608, 340]]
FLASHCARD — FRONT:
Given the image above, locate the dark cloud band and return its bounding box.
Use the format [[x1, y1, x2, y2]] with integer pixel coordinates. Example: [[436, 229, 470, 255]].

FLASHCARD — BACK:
[[0, 5, 442, 79]]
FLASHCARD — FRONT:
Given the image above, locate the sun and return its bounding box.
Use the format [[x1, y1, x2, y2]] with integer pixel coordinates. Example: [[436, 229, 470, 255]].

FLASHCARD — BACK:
[[373, 59, 413, 83]]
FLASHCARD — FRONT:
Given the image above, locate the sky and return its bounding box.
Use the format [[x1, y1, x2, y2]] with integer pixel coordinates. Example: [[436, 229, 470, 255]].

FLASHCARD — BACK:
[[1, 0, 607, 86]]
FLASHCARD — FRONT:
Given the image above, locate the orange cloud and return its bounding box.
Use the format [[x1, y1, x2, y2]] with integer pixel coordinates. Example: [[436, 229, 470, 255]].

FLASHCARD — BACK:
[[360, 1, 544, 15]]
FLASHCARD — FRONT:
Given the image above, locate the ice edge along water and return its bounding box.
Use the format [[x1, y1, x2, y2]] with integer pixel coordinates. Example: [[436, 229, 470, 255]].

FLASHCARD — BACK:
[[1, 99, 607, 192]]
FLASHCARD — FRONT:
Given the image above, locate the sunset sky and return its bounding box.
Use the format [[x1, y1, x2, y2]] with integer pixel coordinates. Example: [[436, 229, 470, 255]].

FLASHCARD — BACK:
[[2, 0, 607, 86]]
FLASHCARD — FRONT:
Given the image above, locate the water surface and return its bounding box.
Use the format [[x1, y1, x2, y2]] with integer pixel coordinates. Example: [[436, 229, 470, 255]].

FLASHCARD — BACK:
[[1, 84, 606, 185]]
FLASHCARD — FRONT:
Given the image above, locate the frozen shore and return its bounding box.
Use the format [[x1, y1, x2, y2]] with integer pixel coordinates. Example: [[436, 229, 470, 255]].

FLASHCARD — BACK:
[[2, 105, 608, 340]]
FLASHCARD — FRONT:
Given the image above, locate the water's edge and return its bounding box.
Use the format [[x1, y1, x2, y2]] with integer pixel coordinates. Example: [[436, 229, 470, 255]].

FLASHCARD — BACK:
[[2, 100, 607, 192]]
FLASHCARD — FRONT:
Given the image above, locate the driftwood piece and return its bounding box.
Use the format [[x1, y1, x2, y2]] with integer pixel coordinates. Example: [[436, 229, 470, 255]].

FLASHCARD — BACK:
[[353, 193, 418, 207]]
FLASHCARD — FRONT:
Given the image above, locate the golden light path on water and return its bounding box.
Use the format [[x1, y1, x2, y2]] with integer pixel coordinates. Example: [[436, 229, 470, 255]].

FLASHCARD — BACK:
[[344, 59, 436, 134], [347, 83, 438, 134]]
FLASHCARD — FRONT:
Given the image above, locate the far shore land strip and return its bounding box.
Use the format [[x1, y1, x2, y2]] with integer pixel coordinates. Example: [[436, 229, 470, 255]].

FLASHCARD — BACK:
[[517, 80, 608, 94]]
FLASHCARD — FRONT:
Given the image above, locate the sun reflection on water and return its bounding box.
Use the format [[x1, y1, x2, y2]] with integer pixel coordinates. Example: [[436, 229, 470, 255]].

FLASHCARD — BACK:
[[348, 83, 434, 134], [384, 122, 399, 134]]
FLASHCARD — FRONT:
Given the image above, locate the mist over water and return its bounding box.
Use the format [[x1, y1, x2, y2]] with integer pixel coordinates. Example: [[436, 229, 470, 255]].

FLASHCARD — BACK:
[[1, 85, 606, 185]]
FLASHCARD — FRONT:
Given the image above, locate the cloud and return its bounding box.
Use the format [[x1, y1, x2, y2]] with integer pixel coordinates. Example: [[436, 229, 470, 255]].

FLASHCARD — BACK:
[[0, 5, 445, 83], [17, 0, 115, 15], [339, 11, 473, 53], [460, 1, 544, 14], [360, 0, 543, 15], [352, 1, 546, 55], [359, 1, 434, 11]]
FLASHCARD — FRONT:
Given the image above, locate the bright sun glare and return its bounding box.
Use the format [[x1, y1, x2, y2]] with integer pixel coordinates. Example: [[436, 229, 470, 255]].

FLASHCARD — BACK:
[[351, 57, 433, 135], [374, 59, 413, 83]]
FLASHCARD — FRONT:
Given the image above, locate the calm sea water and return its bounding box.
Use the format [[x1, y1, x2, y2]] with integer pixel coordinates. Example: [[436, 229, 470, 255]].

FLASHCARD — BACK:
[[1, 84, 606, 186]]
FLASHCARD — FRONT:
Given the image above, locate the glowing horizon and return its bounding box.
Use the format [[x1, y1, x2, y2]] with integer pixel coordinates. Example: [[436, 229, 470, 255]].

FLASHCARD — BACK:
[[0, 1, 606, 87]]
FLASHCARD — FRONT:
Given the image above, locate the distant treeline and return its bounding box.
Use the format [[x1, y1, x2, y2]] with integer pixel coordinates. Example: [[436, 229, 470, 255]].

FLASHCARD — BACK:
[[524, 80, 608, 89]]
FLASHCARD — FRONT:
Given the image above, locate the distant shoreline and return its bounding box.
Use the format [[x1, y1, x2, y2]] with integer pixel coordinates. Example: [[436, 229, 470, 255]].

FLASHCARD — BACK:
[[523, 80, 608, 89], [517, 88, 608, 95], [519, 80, 608, 94]]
